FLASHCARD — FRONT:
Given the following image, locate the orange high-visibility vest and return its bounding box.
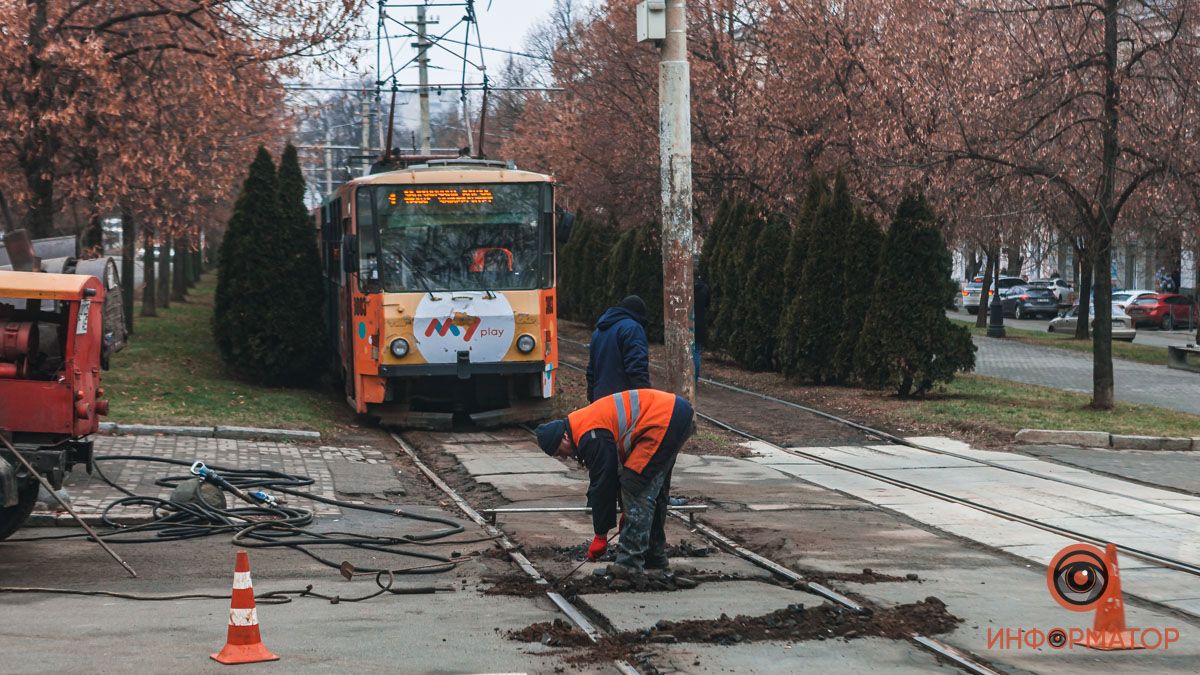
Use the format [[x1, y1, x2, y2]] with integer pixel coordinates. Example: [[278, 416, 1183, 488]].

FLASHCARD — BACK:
[[567, 388, 678, 473]]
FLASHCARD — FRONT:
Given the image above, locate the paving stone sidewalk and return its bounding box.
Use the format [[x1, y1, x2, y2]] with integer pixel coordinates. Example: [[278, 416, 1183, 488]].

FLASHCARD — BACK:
[[973, 336, 1200, 415], [41, 435, 396, 523]]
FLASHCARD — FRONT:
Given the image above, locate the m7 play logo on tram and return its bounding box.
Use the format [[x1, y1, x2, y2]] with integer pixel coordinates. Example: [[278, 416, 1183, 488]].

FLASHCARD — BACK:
[[425, 316, 483, 342]]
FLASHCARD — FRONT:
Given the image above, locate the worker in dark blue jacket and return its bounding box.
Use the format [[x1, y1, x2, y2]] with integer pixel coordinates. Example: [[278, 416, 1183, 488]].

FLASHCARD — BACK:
[[586, 295, 651, 402]]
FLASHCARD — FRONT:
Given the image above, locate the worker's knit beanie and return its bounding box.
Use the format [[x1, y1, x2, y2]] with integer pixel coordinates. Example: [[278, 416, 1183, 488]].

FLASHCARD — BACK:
[[535, 419, 568, 456], [619, 295, 647, 318]]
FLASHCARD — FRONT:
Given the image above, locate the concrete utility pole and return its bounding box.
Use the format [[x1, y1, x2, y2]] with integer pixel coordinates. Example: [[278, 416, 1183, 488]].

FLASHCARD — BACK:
[[408, 4, 436, 155], [656, 1, 696, 401], [324, 126, 333, 195], [361, 95, 371, 174]]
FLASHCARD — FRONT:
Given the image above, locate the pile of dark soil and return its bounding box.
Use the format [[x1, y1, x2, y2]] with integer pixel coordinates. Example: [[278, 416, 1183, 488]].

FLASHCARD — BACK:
[[509, 596, 962, 665], [527, 539, 711, 564], [568, 570, 700, 594], [482, 575, 545, 597], [508, 619, 593, 648], [527, 542, 615, 563], [628, 596, 959, 646], [484, 569, 702, 596]]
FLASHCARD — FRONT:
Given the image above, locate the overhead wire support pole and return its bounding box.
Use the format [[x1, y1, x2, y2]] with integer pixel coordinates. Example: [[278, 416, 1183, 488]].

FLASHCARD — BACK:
[[459, 0, 476, 156], [658, 0, 696, 402], [407, 1, 436, 155]]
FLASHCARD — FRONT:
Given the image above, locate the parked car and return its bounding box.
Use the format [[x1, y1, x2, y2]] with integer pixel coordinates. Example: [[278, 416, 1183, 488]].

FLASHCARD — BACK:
[[998, 286, 1059, 319], [961, 275, 1025, 314], [1048, 305, 1137, 341], [1027, 278, 1074, 305], [1109, 289, 1157, 313], [1124, 293, 1198, 330]]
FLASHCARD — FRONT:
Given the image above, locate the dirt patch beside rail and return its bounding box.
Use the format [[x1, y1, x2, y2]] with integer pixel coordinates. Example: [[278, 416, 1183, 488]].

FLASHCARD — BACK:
[[510, 596, 961, 664], [526, 540, 713, 564], [399, 430, 508, 510]]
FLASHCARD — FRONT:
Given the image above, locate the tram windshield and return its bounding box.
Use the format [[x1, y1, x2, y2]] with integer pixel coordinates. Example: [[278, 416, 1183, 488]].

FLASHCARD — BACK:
[[360, 183, 547, 292]]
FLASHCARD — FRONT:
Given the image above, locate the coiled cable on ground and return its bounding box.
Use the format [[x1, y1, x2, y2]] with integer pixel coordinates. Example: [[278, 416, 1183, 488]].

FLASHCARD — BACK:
[[10, 455, 497, 576]]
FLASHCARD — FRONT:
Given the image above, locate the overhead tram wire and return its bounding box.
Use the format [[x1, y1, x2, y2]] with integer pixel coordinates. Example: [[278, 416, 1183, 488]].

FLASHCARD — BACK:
[[284, 84, 560, 93]]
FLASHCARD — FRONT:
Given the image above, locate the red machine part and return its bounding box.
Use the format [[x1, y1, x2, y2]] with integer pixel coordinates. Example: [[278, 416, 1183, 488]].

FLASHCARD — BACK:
[[0, 274, 106, 437], [0, 320, 36, 379]]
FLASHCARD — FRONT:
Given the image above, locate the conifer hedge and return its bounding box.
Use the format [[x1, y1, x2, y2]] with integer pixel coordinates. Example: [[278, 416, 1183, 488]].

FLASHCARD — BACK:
[[552, 180, 973, 398], [853, 194, 975, 396], [214, 144, 327, 386]]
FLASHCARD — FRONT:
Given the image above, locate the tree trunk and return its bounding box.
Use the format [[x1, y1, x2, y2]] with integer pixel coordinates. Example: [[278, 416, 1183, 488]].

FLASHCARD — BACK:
[[1089, 0, 1119, 410], [19, 145, 57, 238], [172, 236, 187, 301], [82, 211, 103, 251], [121, 205, 136, 334], [1092, 231, 1115, 409], [966, 249, 982, 280], [157, 233, 170, 309], [975, 248, 996, 328], [191, 248, 202, 283], [0, 188, 16, 233], [1004, 247, 1024, 276], [142, 229, 157, 317], [1074, 242, 1093, 340]]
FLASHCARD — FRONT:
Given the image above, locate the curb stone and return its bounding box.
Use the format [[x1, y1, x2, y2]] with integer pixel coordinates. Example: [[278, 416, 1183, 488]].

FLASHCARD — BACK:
[[1014, 429, 1111, 448], [1016, 428, 1196, 451], [116, 423, 215, 438], [216, 426, 321, 442], [97, 423, 319, 443], [1109, 434, 1193, 451]]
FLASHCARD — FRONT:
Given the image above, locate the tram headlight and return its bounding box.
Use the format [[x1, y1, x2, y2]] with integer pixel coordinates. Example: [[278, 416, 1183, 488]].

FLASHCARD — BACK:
[[390, 337, 410, 358], [516, 334, 536, 354]]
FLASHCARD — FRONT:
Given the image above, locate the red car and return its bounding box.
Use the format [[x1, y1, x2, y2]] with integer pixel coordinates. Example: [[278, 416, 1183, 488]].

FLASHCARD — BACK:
[[1124, 293, 1198, 330]]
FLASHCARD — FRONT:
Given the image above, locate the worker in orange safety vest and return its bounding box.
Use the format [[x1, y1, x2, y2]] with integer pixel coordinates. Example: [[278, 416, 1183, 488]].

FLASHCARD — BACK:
[[536, 388, 695, 575]]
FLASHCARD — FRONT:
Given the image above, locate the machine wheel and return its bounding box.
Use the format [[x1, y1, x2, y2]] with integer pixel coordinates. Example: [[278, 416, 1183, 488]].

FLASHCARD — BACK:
[[1015, 306, 1025, 320], [0, 481, 39, 541], [1162, 314, 1175, 331], [1047, 325, 1055, 333], [966, 307, 978, 315]]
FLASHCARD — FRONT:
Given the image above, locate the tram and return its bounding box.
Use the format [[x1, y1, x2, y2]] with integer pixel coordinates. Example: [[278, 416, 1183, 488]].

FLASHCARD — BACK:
[[316, 158, 561, 428]]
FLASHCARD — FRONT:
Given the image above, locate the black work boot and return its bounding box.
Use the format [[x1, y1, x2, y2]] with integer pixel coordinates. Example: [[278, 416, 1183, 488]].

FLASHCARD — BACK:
[[606, 562, 639, 579]]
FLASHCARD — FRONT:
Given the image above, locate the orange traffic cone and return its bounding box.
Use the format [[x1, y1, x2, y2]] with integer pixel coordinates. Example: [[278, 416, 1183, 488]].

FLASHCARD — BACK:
[[1084, 543, 1144, 651], [211, 550, 280, 664]]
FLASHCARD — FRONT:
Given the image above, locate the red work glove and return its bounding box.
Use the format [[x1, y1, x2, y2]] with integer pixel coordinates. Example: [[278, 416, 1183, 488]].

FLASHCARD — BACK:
[[586, 534, 608, 561]]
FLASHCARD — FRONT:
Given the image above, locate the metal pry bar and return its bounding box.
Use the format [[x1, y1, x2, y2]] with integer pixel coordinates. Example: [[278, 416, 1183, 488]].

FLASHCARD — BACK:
[[481, 504, 708, 525], [0, 434, 137, 578]]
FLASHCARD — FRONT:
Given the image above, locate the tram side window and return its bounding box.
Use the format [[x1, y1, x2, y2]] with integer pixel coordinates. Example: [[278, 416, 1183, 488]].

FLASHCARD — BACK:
[[329, 198, 344, 287], [355, 188, 380, 291]]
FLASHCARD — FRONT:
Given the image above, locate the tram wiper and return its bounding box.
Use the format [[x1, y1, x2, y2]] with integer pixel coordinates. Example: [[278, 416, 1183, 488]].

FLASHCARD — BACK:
[[392, 245, 440, 300]]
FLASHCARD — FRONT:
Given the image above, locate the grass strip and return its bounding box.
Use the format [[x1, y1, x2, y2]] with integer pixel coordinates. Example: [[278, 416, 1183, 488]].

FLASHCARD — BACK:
[[103, 274, 349, 432]]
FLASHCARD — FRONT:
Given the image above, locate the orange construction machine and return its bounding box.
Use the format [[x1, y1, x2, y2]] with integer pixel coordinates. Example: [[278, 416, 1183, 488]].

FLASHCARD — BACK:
[[0, 270, 109, 539]]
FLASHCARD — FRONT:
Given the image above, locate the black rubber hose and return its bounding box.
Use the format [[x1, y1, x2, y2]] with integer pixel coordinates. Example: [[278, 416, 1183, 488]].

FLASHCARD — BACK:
[[6, 455, 482, 575]]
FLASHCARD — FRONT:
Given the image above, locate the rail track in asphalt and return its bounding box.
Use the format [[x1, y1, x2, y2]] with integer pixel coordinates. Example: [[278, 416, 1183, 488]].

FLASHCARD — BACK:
[[556, 337, 1200, 580], [389, 428, 1001, 675]]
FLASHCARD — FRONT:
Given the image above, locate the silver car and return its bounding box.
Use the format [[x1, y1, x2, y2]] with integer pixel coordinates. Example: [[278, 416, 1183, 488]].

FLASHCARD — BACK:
[[1048, 305, 1136, 341], [961, 276, 1025, 314], [1028, 278, 1074, 305]]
